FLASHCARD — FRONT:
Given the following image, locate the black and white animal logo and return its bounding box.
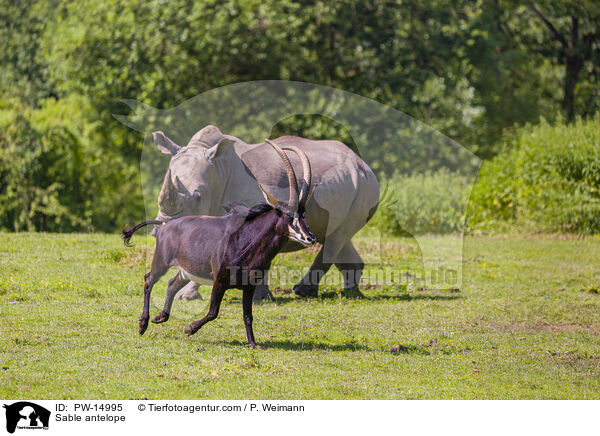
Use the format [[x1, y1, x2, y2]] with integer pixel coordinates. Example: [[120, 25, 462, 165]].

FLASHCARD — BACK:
[[2, 402, 50, 434]]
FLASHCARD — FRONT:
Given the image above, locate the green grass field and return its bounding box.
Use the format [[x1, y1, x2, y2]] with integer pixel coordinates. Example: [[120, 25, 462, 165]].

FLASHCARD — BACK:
[[0, 232, 599, 399]]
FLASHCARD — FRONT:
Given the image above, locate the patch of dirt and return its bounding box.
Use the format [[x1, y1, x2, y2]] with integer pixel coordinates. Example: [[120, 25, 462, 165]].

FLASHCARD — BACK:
[[271, 286, 293, 295], [362, 283, 381, 290], [390, 345, 410, 354], [390, 344, 430, 355]]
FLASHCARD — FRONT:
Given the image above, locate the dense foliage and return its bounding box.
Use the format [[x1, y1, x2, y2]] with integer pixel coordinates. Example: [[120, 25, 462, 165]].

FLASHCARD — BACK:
[[0, 0, 598, 232], [469, 116, 600, 233], [0, 97, 143, 232], [371, 116, 600, 236]]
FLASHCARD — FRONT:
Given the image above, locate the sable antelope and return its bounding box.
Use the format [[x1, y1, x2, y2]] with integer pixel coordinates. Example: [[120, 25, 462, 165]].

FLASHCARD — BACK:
[[122, 140, 315, 348]]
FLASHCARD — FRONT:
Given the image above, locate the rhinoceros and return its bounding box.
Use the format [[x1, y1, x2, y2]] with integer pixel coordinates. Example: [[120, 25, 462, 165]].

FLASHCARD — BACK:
[[151, 125, 379, 301]]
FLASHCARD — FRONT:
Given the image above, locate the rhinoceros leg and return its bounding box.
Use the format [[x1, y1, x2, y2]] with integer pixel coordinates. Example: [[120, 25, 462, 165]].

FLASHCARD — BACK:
[[294, 239, 365, 298], [334, 241, 365, 297], [175, 281, 203, 300], [294, 248, 332, 297], [174, 275, 273, 302], [253, 275, 274, 301]]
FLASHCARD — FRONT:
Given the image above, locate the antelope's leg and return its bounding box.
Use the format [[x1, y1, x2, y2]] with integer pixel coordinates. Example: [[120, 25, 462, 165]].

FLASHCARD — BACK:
[[185, 283, 226, 336], [243, 288, 258, 348], [140, 271, 163, 335], [152, 273, 189, 324]]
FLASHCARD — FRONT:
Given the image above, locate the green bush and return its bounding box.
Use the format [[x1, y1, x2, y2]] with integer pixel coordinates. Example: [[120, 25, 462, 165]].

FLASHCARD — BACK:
[[370, 169, 469, 235], [0, 97, 144, 232], [469, 115, 600, 233]]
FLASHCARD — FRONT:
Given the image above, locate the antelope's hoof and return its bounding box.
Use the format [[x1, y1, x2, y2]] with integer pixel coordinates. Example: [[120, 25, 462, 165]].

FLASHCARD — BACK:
[[152, 312, 169, 324], [185, 323, 200, 336], [139, 318, 149, 336], [250, 344, 266, 350], [293, 283, 318, 298]]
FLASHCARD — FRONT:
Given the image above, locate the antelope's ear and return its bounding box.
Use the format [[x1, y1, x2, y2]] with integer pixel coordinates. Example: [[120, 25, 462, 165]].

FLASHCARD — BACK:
[[258, 184, 279, 208], [203, 137, 236, 163], [153, 131, 181, 155]]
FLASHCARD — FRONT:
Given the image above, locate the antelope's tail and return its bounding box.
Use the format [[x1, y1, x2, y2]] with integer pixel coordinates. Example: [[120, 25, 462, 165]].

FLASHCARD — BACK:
[[122, 220, 164, 247]]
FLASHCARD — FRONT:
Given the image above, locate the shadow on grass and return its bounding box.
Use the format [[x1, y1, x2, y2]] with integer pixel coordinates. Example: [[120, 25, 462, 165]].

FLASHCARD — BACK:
[[267, 292, 461, 305], [220, 339, 439, 355], [222, 339, 373, 352]]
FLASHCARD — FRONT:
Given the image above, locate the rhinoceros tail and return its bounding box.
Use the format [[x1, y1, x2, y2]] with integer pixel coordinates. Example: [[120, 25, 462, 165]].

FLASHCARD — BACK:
[[122, 220, 164, 247]]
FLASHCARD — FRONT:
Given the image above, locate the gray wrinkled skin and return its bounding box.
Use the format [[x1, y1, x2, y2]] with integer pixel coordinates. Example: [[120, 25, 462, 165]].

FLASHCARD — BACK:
[[154, 125, 379, 300]]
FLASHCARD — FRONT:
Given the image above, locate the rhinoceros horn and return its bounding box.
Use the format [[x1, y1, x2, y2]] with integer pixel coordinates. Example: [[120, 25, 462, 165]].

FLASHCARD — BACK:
[[158, 169, 181, 215]]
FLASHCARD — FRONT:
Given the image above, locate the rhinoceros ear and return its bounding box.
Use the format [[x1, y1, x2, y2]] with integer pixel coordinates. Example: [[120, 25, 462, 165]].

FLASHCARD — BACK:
[[153, 131, 181, 155], [203, 137, 236, 163]]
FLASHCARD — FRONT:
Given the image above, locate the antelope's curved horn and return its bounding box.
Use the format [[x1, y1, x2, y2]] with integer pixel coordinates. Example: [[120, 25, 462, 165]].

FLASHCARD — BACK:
[[265, 139, 299, 210], [282, 146, 312, 207]]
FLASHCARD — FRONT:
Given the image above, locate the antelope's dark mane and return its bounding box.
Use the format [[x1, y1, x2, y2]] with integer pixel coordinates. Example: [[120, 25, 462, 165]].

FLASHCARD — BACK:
[[224, 202, 276, 222], [244, 203, 275, 221]]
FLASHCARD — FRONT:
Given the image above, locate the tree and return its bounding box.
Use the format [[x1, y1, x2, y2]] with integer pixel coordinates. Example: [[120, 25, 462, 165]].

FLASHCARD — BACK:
[[525, 1, 600, 121], [2, 0, 600, 231], [0, 0, 59, 104]]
